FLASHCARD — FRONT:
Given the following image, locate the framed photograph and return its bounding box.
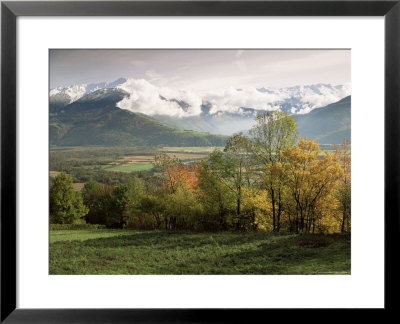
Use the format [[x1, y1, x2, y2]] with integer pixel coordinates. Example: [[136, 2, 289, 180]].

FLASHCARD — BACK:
[[1, 0, 399, 322]]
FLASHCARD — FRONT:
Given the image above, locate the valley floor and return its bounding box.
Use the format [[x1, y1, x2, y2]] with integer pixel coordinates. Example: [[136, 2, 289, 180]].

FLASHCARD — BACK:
[[49, 230, 350, 275]]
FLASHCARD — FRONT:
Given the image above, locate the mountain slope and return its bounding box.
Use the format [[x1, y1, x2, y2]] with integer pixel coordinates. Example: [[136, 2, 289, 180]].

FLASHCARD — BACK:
[[50, 89, 227, 147], [294, 96, 351, 144], [152, 104, 259, 135], [152, 96, 351, 142]]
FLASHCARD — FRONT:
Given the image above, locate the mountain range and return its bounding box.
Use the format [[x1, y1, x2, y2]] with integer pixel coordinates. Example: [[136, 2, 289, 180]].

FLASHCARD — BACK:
[[50, 88, 227, 147], [294, 95, 350, 144], [50, 79, 351, 146]]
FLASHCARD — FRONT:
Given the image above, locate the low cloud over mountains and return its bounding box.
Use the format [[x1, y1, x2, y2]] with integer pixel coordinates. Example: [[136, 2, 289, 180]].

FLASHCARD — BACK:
[[50, 78, 351, 118]]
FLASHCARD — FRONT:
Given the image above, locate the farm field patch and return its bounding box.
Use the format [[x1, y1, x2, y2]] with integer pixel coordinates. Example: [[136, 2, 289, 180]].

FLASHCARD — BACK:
[[104, 164, 154, 172], [160, 146, 222, 153], [50, 146, 212, 176]]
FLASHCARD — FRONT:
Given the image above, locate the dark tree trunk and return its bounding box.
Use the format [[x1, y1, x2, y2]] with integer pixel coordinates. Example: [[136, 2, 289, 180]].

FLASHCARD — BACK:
[[153, 214, 161, 229], [271, 189, 276, 231], [341, 211, 346, 233], [276, 190, 282, 232], [236, 185, 241, 230]]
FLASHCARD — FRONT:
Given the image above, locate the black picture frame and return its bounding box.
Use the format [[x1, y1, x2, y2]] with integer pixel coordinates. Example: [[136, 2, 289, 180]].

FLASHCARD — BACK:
[[1, 0, 399, 322]]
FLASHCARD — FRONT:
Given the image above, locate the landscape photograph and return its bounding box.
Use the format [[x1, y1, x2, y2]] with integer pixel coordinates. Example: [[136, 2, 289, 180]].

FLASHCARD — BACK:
[[49, 49, 351, 275]]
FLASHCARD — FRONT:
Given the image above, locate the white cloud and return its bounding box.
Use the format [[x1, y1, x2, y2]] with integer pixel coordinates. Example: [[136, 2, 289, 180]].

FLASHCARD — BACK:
[[159, 86, 202, 116], [204, 87, 283, 114], [115, 79, 351, 117], [296, 83, 352, 114], [116, 79, 202, 117], [50, 77, 351, 117]]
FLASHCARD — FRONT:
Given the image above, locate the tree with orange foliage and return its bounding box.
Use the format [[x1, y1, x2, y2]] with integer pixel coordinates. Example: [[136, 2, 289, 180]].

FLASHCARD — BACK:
[[164, 164, 199, 192], [155, 153, 199, 191], [155, 153, 201, 230]]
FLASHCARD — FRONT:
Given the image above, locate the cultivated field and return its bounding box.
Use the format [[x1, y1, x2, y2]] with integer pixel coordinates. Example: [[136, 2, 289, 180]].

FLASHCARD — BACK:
[[103, 152, 210, 172], [104, 164, 154, 172], [50, 146, 216, 174], [49, 230, 351, 275], [160, 146, 221, 153]]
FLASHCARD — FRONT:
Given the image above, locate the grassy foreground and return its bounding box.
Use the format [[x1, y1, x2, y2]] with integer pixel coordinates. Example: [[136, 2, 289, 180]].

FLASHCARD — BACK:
[[49, 230, 350, 275]]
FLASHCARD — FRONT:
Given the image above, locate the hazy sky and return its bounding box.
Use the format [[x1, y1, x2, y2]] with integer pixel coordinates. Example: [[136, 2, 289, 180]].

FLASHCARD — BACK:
[[50, 49, 350, 90]]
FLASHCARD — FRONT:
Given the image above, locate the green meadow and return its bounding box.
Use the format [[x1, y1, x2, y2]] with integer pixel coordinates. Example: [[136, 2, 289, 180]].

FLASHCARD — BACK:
[[50, 230, 351, 275]]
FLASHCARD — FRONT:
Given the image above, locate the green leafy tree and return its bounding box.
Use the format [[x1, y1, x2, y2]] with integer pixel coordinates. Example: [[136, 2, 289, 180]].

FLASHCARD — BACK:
[[126, 177, 145, 212], [249, 111, 298, 164], [50, 173, 88, 224], [333, 139, 351, 233], [83, 178, 146, 228], [197, 160, 234, 230], [82, 180, 112, 225], [207, 133, 253, 229], [249, 111, 298, 231], [163, 186, 200, 230], [82, 179, 102, 218], [108, 184, 130, 228], [139, 194, 165, 229], [336, 183, 351, 232]]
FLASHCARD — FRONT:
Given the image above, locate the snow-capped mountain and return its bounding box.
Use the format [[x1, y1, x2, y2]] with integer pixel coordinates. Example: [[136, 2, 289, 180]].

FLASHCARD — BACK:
[[50, 77, 127, 104], [50, 78, 350, 135], [256, 84, 350, 114], [50, 83, 350, 145], [50, 78, 350, 115], [49, 87, 227, 147]]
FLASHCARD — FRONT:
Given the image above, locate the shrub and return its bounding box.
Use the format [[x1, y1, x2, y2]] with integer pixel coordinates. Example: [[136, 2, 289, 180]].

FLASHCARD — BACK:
[[50, 224, 106, 230]]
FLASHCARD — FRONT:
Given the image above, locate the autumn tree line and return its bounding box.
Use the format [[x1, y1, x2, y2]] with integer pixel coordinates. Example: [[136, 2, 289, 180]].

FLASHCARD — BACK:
[[50, 111, 351, 234]]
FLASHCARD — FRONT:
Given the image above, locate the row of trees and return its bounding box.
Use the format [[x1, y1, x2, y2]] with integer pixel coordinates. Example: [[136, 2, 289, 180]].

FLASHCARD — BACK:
[[50, 111, 351, 233]]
